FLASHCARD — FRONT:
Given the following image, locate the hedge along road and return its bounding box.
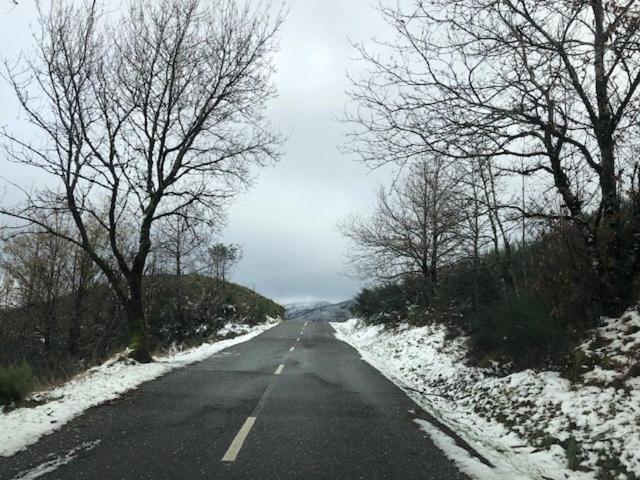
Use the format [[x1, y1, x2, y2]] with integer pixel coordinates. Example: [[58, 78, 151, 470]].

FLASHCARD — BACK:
[[0, 320, 468, 480]]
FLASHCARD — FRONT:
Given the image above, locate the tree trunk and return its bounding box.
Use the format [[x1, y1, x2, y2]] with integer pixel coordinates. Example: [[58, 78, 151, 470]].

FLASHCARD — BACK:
[[591, 0, 623, 312], [597, 140, 623, 313], [419, 261, 430, 307], [68, 287, 83, 356], [624, 165, 640, 298], [126, 279, 152, 363], [43, 298, 56, 352], [429, 232, 439, 301], [175, 231, 185, 338]]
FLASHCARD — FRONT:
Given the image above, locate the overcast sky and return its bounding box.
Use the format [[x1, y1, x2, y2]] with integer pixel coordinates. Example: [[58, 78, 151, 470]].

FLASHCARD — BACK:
[[0, 1, 394, 306]]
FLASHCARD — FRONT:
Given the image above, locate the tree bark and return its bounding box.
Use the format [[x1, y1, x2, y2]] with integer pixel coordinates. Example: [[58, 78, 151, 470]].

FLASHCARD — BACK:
[[68, 287, 83, 356], [126, 275, 152, 363]]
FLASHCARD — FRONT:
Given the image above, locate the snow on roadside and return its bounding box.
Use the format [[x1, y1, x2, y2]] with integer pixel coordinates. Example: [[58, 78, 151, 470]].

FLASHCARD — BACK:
[[0, 319, 278, 457], [12, 440, 101, 480], [332, 319, 639, 480], [216, 321, 258, 338]]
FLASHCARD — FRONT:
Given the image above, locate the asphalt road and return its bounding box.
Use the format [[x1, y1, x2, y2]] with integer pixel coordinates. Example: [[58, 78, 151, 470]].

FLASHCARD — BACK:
[[0, 320, 469, 480]]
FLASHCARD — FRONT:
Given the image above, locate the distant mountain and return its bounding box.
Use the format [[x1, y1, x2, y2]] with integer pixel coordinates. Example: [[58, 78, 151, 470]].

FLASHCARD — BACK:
[[284, 301, 332, 318], [285, 300, 355, 322]]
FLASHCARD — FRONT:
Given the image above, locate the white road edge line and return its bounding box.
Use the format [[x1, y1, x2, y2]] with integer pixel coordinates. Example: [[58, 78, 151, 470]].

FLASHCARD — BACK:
[[296, 337, 300, 342], [289, 346, 295, 352], [274, 364, 285, 375], [221, 417, 256, 462]]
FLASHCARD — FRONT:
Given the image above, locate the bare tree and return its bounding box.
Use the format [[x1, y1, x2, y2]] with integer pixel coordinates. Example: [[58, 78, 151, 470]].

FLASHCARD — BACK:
[[339, 158, 464, 301], [459, 157, 503, 308], [152, 211, 216, 328], [207, 243, 242, 285], [1, 222, 68, 351], [1, 0, 284, 361], [66, 221, 104, 356], [1, 208, 106, 357], [345, 0, 640, 311], [154, 209, 216, 278]]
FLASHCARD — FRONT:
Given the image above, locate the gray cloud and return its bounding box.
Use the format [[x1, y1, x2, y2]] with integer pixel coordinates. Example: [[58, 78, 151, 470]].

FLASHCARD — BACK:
[[0, 0, 393, 305]]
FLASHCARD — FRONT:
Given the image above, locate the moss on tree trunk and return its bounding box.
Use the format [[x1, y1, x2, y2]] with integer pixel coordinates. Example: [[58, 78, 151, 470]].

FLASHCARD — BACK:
[[127, 302, 153, 363]]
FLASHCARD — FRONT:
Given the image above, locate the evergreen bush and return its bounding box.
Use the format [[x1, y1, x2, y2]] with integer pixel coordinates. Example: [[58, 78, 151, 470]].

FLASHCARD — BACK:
[[0, 363, 34, 406]]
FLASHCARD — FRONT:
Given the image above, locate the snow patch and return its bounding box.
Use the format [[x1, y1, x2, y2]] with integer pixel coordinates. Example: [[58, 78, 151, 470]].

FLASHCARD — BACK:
[[580, 311, 640, 386], [12, 440, 101, 480]]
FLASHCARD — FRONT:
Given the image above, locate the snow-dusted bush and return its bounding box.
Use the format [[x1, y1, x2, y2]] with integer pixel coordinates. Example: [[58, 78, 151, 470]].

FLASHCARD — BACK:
[[0, 363, 34, 406]]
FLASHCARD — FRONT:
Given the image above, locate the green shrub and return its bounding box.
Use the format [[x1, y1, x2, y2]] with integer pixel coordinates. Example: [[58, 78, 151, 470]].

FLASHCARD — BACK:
[[437, 257, 502, 313], [566, 436, 581, 471], [354, 285, 403, 326], [470, 293, 564, 368], [567, 349, 594, 382], [0, 363, 34, 406]]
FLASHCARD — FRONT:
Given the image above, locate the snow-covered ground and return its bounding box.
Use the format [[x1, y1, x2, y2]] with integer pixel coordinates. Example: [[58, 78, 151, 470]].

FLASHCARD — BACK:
[[0, 319, 278, 458], [332, 316, 640, 480]]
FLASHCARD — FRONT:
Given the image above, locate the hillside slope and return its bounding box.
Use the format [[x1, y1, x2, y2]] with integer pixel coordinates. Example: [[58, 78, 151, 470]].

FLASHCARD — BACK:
[[0, 274, 284, 382]]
